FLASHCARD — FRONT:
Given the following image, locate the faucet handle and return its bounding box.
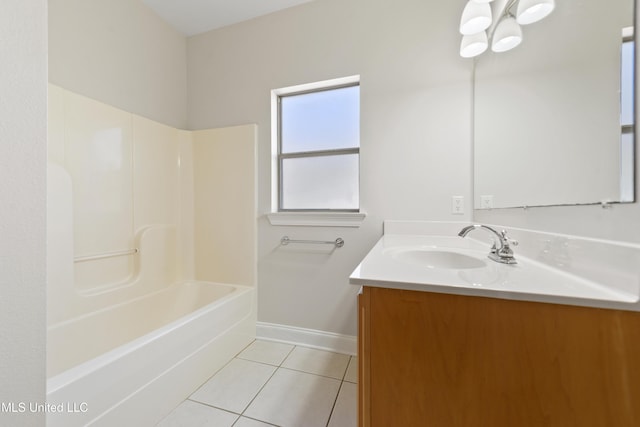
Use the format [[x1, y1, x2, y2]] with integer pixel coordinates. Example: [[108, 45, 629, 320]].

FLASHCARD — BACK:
[[459, 224, 518, 264], [495, 230, 518, 264], [500, 229, 518, 247]]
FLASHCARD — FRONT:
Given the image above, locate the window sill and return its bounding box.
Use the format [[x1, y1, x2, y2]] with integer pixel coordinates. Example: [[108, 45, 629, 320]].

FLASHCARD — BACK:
[[266, 212, 366, 227]]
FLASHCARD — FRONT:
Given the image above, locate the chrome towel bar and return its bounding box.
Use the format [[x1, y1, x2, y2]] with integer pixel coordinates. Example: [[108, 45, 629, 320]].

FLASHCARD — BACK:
[[280, 236, 344, 248], [74, 248, 139, 263]]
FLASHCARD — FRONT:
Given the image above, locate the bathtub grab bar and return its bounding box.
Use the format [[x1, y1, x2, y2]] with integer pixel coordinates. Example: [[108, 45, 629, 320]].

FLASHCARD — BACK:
[[74, 248, 139, 263], [280, 236, 344, 248]]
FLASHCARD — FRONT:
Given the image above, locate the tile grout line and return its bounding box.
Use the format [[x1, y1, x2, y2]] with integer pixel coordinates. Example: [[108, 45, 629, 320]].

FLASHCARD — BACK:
[[233, 342, 298, 425], [236, 343, 350, 426], [279, 344, 353, 382], [325, 355, 353, 427], [183, 398, 241, 419], [276, 365, 347, 381], [181, 341, 256, 414], [232, 413, 281, 427], [181, 398, 282, 427], [182, 340, 282, 426], [170, 341, 355, 427], [325, 380, 346, 427], [186, 339, 294, 427]]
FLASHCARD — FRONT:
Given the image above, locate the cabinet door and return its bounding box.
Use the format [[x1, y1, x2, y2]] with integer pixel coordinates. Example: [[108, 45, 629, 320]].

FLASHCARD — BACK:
[[364, 286, 640, 427], [367, 287, 438, 426]]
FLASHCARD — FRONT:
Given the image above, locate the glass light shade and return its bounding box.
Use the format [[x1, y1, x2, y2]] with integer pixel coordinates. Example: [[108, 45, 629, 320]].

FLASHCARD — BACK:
[[516, 0, 555, 25], [460, 1, 492, 35], [491, 16, 522, 52], [460, 32, 489, 58]]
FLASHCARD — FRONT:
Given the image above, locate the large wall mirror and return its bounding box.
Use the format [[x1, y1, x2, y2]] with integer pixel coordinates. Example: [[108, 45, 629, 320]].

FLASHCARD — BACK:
[[474, 0, 635, 209]]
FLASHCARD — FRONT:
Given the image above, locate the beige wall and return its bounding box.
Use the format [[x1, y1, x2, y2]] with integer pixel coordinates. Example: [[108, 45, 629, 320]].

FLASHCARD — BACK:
[[0, 0, 47, 424], [188, 0, 473, 336], [48, 0, 188, 129]]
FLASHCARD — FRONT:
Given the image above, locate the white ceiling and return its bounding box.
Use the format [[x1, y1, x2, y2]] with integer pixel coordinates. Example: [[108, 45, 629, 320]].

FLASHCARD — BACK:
[[142, 0, 314, 36]]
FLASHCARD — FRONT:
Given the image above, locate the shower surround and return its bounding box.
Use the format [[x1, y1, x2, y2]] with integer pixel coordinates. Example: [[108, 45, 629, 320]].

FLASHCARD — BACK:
[[46, 85, 257, 426]]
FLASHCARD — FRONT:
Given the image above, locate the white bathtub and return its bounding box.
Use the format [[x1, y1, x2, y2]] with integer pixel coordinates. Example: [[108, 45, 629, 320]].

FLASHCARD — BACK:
[[46, 281, 256, 427]]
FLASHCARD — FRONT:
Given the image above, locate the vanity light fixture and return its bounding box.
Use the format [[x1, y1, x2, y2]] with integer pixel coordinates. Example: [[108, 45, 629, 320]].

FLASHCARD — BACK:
[[459, 0, 553, 58]]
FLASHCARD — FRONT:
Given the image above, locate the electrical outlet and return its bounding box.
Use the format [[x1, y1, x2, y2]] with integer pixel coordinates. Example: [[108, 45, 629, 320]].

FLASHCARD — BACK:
[[480, 195, 494, 209], [451, 196, 464, 215]]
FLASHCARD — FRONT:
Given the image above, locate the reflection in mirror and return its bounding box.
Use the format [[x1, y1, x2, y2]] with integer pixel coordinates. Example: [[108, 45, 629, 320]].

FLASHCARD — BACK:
[[474, 0, 635, 209]]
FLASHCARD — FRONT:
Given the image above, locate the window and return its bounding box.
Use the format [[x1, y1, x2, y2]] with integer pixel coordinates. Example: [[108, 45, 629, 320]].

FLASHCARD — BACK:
[[620, 29, 635, 202], [273, 77, 360, 212]]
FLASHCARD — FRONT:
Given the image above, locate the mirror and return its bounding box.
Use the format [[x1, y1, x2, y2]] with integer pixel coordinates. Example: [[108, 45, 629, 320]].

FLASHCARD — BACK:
[[474, 0, 635, 209]]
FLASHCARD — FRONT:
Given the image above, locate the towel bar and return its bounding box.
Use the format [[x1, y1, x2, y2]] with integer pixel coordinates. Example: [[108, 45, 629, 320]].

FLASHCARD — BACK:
[[280, 236, 344, 248]]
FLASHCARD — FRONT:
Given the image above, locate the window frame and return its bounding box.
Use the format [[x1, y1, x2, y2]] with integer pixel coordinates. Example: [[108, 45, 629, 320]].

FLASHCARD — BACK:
[[620, 29, 635, 202], [621, 34, 634, 132], [273, 77, 361, 213]]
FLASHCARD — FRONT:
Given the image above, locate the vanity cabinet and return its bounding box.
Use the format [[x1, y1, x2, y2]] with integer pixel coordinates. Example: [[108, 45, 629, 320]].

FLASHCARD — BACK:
[[358, 286, 640, 427]]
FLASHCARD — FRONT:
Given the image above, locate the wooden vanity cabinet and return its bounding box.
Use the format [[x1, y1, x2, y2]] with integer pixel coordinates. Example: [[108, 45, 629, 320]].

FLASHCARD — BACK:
[[358, 286, 640, 427]]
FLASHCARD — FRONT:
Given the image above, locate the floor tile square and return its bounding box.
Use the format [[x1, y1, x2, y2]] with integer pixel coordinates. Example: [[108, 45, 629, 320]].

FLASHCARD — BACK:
[[156, 400, 238, 427], [344, 356, 357, 383], [237, 340, 294, 366], [190, 358, 276, 414], [281, 346, 350, 379], [244, 368, 341, 427], [328, 381, 357, 427]]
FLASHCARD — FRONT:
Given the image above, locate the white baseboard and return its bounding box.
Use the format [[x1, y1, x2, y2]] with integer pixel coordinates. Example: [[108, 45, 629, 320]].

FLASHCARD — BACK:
[[256, 322, 357, 356]]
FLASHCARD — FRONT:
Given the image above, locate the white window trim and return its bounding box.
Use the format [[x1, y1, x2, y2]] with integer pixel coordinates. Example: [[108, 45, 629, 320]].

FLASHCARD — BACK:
[[266, 211, 366, 227], [270, 75, 362, 226]]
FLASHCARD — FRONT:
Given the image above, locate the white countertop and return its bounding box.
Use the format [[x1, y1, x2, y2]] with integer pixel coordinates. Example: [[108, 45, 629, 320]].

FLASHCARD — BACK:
[[349, 222, 640, 311]]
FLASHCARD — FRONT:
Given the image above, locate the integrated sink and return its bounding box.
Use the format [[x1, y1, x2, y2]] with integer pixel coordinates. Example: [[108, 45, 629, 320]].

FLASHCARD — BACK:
[[386, 248, 487, 270], [350, 221, 640, 311]]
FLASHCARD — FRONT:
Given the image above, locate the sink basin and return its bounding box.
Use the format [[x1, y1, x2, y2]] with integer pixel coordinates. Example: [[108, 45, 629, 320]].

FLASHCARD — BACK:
[[350, 222, 640, 311], [387, 248, 487, 270]]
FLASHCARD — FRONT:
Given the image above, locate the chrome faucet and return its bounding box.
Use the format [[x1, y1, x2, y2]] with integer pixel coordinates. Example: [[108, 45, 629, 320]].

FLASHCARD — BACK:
[[458, 224, 518, 264]]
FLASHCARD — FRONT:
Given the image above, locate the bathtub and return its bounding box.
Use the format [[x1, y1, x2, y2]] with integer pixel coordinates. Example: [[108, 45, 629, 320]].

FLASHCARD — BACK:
[[46, 281, 256, 427]]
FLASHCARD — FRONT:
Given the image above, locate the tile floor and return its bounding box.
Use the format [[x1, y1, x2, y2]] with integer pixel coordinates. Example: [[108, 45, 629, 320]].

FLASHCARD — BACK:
[[157, 340, 357, 427]]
